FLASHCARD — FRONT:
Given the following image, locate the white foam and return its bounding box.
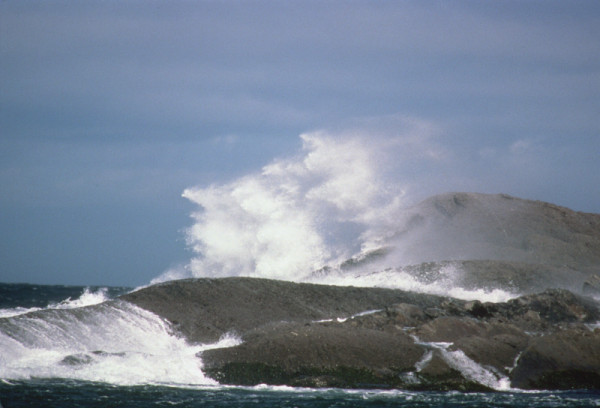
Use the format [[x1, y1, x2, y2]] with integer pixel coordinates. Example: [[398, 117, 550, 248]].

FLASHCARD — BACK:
[[0, 301, 241, 386], [0, 306, 42, 319], [170, 125, 425, 283], [411, 336, 513, 391], [49, 287, 111, 309], [313, 308, 383, 324], [442, 349, 512, 391], [310, 266, 518, 302], [0, 287, 112, 319]]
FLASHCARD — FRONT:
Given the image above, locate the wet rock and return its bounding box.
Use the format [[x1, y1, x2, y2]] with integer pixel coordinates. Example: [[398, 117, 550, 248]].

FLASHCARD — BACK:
[[122, 277, 445, 343], [415, 351, 491, 392], [202, 323, 424, 388], [60, 353, 93, 366], [510, 328, 600, 390], [583, 274, 600, 296], [121, 278, 600, 390], [416, 317, 485, 343], [498, 289, 600, 330], [385, 303, 427, 327], [452, 325, 529, 374]]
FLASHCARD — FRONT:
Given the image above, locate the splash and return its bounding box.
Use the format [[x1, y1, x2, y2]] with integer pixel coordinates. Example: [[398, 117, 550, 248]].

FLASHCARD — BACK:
[[154, 118, 522, 302], [0, 287, 111, 319], [182, 130, 394, 280], [49, 287, 110, 310], [157, 117, 443, 283], [0, 301, 241, 386]]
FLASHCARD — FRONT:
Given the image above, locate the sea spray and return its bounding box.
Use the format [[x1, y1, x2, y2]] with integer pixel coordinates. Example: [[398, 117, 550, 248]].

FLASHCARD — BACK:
[[156, 127, 527, 302], [48, 287, 110, 309], [310, 264, 517, 302], [160, 123, 437, 284]]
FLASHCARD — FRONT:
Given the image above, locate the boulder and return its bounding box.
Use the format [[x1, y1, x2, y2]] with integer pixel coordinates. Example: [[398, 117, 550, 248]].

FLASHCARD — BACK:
[[202, 322, 423, 388], [510, 328, 600, 389]]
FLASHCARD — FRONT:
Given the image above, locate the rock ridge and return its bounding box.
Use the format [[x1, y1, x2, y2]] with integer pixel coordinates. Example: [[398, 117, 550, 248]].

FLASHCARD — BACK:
[[122, 278, 600, 391]]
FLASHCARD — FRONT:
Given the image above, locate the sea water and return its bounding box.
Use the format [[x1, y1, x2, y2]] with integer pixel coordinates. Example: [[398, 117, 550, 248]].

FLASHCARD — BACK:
[[1, 283, 599, 407], [2, 380, 600, 408]]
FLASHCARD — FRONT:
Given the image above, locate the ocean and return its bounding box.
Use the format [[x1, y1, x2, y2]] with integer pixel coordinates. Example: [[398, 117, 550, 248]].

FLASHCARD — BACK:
[[1, 283, 599, 407]]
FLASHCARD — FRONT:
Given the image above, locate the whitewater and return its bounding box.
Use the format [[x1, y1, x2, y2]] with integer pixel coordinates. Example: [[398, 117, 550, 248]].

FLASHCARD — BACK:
[[0, 284, 242, 386]]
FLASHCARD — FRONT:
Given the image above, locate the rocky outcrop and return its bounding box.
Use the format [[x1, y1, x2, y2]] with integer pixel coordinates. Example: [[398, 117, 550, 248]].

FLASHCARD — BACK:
[[510, 328, 600, 389], [336, 193, 600, 295], [121, 277, 445, 343], [123, 278, 600, 391], [396, 260, 591, 295], [391, 193, 600, 273]]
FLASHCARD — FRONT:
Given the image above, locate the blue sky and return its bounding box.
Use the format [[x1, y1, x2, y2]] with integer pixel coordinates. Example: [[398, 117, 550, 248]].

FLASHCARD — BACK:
[[1, 1, 599, 286]]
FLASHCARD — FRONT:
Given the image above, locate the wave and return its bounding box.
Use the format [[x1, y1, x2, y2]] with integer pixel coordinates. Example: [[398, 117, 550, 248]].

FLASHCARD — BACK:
[[0, 300, 240, 386], [0, 287, 112, 318]]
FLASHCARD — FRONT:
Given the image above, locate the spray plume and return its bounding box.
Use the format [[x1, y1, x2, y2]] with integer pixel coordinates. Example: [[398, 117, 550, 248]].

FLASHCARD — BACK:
[[154, 116, 443, 283]]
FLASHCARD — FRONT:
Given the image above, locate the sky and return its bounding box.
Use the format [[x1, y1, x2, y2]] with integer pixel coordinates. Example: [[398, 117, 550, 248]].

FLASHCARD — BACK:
[[1, 1, 599, 287]]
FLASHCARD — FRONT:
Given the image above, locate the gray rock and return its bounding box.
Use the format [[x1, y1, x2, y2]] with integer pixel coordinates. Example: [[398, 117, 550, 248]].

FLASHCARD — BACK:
[[121, 278, 600, 390], [391, 193, 600, 275], [202, 323, 424, 388], [510, 328, 600, 389], [583, 274, 600, 296], [122, 277, 446, 343], [337, 193, 600, 295]]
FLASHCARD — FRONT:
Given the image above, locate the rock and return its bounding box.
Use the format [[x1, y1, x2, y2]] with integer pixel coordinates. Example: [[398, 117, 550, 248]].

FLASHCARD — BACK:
[[385, 303, 427, 327], [415, 351, 491, 392], [121, 277, 446, 343], [451, 324, 529, 373], [415, 316, 485, 343], [499, 289, 600, 330], [202, 323, 424, 388], [393, 193, 600, 275], [583, 274, 600, 296], [510, 328, 600, 389], [120, 278, 600, 390], [344, 193, 600, 296]]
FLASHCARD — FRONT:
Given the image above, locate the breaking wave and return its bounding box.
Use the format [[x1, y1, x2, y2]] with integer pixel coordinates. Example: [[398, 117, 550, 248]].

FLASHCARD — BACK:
[[0, 287, 112, 319], [0, 299, 241, 386]]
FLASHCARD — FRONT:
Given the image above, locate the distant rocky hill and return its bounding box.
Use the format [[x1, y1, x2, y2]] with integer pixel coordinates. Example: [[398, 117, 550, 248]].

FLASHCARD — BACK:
[[335, 192, 600, 295]]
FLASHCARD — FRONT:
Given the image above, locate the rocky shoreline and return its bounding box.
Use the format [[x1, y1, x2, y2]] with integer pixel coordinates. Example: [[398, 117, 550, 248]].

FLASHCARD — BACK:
[[122, 277, 600, 391], [121, 193, 600, 391]]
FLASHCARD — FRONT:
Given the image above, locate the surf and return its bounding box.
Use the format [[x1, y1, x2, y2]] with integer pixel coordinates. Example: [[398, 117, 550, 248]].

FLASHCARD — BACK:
[[0, 292, 240, 386]]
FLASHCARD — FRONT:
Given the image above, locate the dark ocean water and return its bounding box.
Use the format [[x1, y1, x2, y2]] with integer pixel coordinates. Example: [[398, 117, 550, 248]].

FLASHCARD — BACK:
[[1, 283, 599, 407], [1, 380, 599, 408], [0, 283, 131, 310]]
